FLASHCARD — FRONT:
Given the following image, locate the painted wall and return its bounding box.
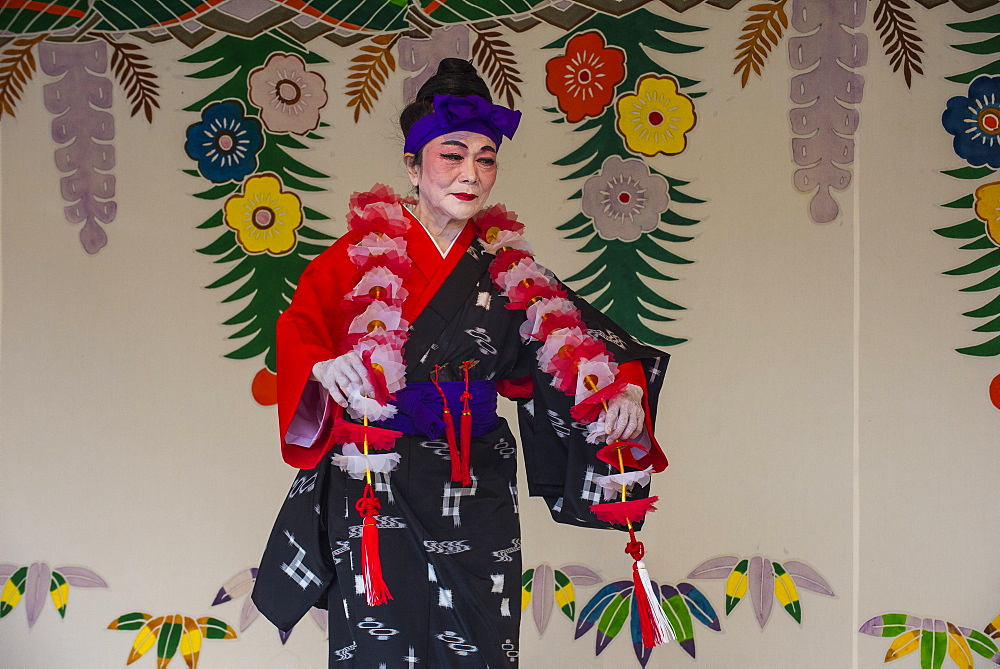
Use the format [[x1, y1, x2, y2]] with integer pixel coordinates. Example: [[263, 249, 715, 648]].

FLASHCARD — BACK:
[[1, 1, 998, 667]]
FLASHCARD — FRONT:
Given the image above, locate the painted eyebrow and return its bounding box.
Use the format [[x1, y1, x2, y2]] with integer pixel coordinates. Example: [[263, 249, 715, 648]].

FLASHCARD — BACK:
[[441, 139, 497, 154]]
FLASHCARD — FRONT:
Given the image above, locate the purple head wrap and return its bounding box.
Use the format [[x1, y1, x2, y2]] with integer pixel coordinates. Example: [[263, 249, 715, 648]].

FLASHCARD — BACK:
[[403, 94, 522, 155]]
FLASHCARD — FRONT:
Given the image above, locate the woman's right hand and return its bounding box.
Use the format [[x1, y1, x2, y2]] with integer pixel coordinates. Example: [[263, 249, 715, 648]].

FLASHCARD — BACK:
[[312, 353, 374, 408]]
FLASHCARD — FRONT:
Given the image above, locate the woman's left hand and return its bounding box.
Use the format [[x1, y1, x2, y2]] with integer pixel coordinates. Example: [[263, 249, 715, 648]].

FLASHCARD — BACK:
[[604, 383, 644, 442]]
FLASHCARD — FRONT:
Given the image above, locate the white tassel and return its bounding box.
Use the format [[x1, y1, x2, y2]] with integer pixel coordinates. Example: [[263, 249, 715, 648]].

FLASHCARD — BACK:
[[634, 560, 675, 646]]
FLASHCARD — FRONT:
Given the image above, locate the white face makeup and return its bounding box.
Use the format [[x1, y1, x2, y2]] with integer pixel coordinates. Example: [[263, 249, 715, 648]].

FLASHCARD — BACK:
[[404, 130, 498, 231]]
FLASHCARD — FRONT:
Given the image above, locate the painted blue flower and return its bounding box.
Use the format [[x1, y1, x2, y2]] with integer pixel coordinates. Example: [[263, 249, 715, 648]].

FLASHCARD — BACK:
[[943, 76, 1000, 168], [184, 100, 264, 183]]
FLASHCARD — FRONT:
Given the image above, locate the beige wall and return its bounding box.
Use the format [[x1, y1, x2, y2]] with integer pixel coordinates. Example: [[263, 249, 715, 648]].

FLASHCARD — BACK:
[[2, 4, 997, 667]]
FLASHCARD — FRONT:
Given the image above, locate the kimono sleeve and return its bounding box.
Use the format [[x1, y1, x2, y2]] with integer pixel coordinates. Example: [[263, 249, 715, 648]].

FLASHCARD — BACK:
[[515, 284, 670, 530], [277, 244, 351, 469]]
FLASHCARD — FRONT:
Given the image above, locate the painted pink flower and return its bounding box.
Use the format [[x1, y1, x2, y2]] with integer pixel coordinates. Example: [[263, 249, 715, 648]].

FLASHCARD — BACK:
[[248, 53, 328, 135]]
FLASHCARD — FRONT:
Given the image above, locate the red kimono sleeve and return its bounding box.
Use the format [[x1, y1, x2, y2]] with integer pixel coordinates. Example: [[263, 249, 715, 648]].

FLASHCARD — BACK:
[[276, 242, 352, 469]]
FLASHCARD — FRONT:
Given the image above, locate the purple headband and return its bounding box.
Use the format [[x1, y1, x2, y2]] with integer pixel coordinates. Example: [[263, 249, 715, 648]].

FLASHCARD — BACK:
[[403, 94, 522, 155]]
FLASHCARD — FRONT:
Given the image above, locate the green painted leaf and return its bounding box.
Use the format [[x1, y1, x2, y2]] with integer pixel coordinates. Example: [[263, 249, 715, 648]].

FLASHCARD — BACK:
[[941, 166, 997, 180], [966, 629, 999, 658], [157, 620, 182, 661], [597, 594, 630, 639], [956, 334, 1000, 356], [943, 248, 1000, 276], [522, 569, 534, 592], [934, 219, 984, 240], [920, 630, 946, 669], [109, 611, 151, 631], [942, 194, 975, 209]]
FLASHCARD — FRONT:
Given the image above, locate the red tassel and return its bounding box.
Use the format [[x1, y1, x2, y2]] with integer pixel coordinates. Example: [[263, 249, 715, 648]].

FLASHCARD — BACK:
[[458, 361, 474, 486], [431, 366, 464, 484], [625, 530, 673, 648], [356, 484, 392, 606]]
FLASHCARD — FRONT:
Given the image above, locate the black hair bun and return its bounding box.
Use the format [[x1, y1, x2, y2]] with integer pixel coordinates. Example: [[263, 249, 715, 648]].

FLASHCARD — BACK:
[[400, 59, 492, 138]]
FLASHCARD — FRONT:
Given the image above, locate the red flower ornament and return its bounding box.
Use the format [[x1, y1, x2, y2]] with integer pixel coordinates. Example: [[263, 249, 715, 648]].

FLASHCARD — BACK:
[[546, 31, 626, 123]]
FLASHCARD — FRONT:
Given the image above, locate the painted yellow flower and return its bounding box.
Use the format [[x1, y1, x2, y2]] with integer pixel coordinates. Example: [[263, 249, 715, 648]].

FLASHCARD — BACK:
[[224, 173, 302, 255], [974, 181, 1000, 245], [615, 75, 696, 157]]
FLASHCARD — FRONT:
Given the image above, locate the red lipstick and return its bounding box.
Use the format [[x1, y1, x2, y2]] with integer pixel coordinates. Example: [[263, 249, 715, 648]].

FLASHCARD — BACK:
[[452, 193, 476, 201]]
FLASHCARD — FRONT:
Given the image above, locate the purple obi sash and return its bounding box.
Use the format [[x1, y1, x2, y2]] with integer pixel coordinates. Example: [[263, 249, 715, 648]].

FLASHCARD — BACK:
[[376, 380, 499, 439]]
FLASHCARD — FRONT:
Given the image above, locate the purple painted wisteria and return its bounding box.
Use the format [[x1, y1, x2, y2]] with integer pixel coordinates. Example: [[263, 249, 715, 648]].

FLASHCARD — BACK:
[[788, 0, 867, 224], [397, 26, 471, 104], [40, 41, 116, 254]]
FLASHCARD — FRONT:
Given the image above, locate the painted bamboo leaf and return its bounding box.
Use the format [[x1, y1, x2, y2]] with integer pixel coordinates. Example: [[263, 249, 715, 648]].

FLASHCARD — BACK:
[[49, 571, 69, 618], [859, 613, 921, 637], [688, 555, 740, 580], [521, 568, 534, 611], [576, 581, 630, 639], [532, 563, 554, 634], [157, 615, 183, 664], [24, 562, 51, 628], [180, 616, 203, 668], [197, 616, 237, 639], [946, 622, 974, 669], [561, 564, 601, 587], [724, 559, 749, 614], [0, 566, 27, 617], [660, 584, 696, 658], [677, 582, 721, 631], [213, 568, 257, 605], [962, 628, 998, 658], [748, 556, 773, 628], [240, 593, 259, 633], [920, 619, 947, 669], [108, 611, 151, 631], [56, 566, 108, 588], [772, 562, 801, 623], [782, 559, 835, 597], [127, 616, 165, 664], [630, 589, 655, 668], [553, 569, 576, 621], [596, 592, 631, 654], [885, 629, 921, 661]]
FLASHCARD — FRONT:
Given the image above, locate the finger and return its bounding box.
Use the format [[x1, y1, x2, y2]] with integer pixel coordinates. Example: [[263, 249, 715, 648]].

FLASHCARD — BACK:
[[623, 411, 641, 440], [351, 358, 375, 396], [604, 405, 621, 441], [327, 384, 348, 408]]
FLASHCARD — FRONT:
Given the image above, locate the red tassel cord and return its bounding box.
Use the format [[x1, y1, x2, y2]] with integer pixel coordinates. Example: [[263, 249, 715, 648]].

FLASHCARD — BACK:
[[431, 366, 463, 484], [458, 360, 477, 487], [356, 483, 393, 606]]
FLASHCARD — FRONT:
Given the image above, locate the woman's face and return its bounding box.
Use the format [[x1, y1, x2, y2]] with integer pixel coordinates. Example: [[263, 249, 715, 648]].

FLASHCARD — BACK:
[[405, 130, 498, 227]]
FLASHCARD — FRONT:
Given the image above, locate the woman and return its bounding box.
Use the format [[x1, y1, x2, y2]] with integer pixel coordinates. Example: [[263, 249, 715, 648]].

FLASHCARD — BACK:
[[252, 60, 669, 667]]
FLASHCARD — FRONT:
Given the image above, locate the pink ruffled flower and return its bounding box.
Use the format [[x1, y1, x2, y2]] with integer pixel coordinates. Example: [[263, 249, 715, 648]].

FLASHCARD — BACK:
[[348, 267, 408, 305], [348, 301, 407, 336], [594, 467, 653, 501], [248, 53, 328, 135], [590, 497, 659, 527], [348, 201, 411, 238]]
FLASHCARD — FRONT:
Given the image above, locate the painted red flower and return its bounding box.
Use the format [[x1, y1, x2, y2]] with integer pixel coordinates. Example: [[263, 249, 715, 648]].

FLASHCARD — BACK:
[[545, 31, 626, 123]]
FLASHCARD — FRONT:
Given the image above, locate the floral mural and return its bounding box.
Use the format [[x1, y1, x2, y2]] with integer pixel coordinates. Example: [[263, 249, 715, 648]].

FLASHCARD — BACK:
[[936, 13, 1000, 411]]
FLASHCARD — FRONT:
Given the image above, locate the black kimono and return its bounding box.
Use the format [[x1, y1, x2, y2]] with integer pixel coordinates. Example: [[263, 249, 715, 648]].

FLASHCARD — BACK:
[[252, 204, 668, 667]]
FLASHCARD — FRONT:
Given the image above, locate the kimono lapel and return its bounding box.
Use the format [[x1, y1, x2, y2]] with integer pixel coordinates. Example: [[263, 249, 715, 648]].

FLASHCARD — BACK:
[[401, 208, 476, 323]]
